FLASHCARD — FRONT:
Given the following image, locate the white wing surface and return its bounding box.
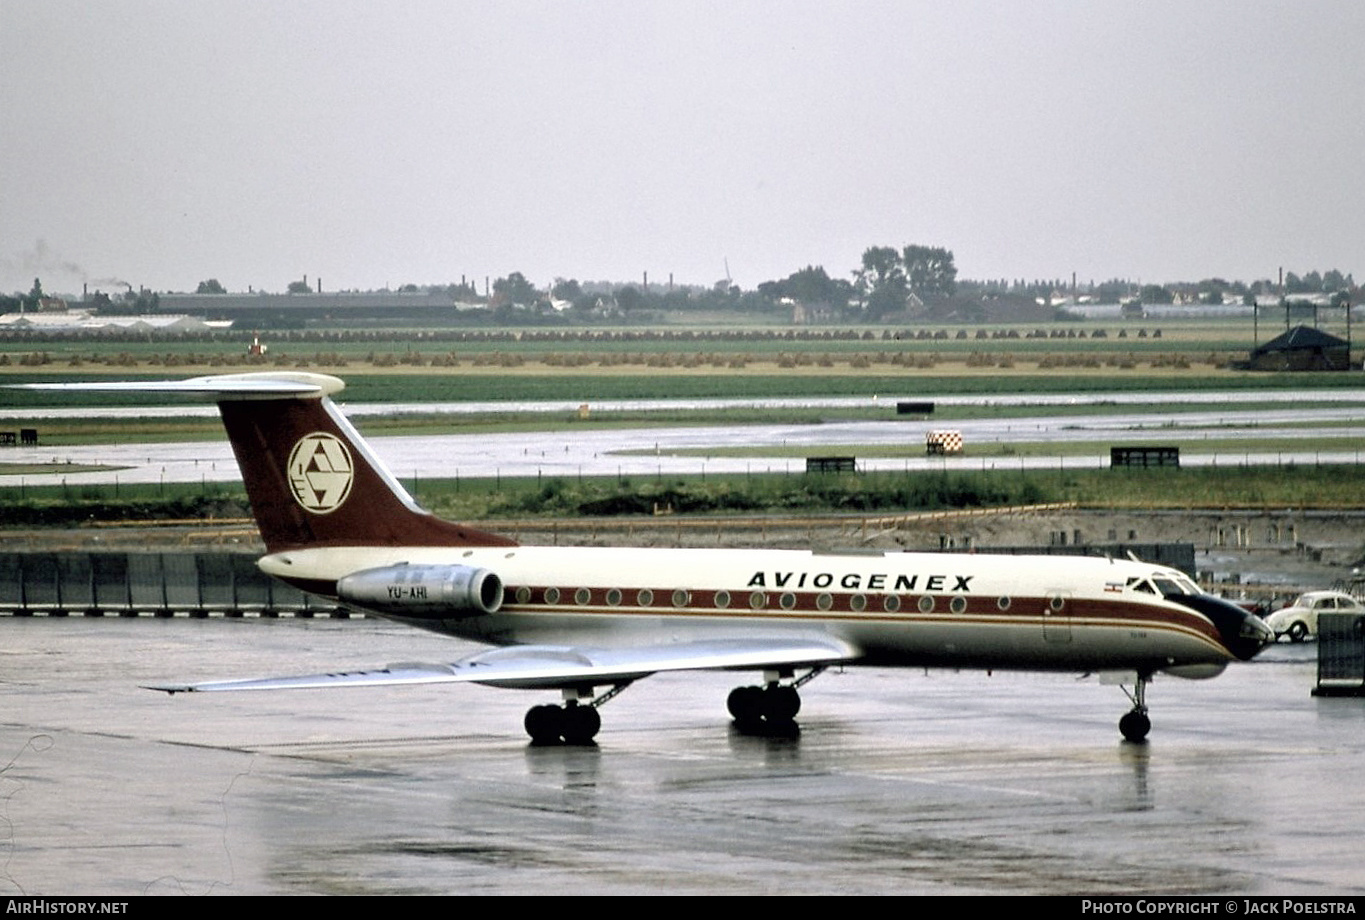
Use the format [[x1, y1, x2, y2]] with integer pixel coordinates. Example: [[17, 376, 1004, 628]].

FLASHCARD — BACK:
[[9, 373, 344, 399], [146, 637, 858, 693]]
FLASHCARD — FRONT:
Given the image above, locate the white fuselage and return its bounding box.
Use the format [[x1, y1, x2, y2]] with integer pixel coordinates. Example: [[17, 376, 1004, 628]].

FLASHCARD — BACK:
[[260, 544, 1239, 677]]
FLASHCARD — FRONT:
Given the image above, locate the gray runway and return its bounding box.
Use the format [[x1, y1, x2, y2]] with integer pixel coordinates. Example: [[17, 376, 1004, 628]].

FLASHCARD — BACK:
[[1, 616, 1361, 895]]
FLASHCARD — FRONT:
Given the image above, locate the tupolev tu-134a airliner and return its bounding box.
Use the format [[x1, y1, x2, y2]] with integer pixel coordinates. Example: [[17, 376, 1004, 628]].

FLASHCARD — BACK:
[[20, 373, 1274, 745]]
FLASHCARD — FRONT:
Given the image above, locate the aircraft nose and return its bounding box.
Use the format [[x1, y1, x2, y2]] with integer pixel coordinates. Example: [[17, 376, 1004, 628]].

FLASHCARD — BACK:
[[1170, 593, 1277, 661], [1221, 602, 1277, 660], [1241, 611, 1277, 655]]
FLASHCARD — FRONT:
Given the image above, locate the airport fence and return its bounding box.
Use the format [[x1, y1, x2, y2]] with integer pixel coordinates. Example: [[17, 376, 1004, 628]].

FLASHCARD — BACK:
[[0, 551, 344, 617]]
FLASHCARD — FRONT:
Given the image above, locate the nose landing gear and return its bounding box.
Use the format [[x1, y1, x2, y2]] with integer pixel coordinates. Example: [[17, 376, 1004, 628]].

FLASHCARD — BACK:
[[1118, 674, 1152, 743]]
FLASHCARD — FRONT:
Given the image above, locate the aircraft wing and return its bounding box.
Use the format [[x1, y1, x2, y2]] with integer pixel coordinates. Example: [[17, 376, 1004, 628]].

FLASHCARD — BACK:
[[146, 636, 858, 694]]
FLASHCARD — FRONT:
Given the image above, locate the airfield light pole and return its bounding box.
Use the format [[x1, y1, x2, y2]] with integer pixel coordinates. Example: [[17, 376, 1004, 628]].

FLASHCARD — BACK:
[[1280, 267, 1289, 332], [1347, 295, 1353, 370]]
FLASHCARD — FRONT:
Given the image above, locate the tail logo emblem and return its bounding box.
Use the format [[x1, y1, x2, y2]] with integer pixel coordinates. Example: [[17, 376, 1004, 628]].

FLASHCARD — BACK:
[[287, 433, 354, 513]]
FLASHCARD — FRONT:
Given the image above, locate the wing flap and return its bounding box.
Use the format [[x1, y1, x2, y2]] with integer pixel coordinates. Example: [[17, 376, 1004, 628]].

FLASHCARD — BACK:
[[146, 637, 858, 694]]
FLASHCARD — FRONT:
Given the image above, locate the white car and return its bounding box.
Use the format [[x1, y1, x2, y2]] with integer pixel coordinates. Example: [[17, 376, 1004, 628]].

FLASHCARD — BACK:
[[1264, 591, 1365, 642]]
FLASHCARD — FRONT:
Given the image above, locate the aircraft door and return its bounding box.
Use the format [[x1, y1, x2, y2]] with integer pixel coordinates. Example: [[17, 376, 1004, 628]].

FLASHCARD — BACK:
[[1042, 591, 1072, 643]]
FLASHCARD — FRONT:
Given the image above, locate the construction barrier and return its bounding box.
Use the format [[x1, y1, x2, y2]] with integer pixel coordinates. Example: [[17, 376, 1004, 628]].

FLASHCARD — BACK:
[[0, 551, 343, 617]]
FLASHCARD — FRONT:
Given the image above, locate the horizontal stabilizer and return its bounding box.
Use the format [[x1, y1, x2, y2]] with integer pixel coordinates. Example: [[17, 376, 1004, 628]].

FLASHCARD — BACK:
[[8, 372, 345, 400]]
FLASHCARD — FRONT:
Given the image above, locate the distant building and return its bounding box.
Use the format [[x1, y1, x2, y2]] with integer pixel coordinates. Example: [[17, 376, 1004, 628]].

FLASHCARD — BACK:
[[0, 311, 216, 334], [1247, 324, 1353, 371], [156, 291, 473, 325]]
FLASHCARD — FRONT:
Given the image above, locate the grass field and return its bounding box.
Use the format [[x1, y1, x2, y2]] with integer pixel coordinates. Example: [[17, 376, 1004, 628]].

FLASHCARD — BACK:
[[0, 314, 1353, 386], [3, 463, 1363, 529], [3, 318, 1363, 525], [3, 365, 1363, 409]]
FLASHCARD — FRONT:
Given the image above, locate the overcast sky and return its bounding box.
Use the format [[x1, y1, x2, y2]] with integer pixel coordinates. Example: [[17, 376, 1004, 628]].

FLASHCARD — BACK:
[[3, 1, 1362, 297]]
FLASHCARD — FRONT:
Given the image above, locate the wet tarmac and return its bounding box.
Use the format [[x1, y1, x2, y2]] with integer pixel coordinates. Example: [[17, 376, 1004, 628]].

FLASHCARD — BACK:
[[2, 616, 1362, 895]]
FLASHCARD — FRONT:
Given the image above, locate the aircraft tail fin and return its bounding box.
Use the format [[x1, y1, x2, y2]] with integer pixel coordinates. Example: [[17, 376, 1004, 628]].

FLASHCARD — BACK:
[[24, 373, 516, 553], [215, 375, 515, 552]]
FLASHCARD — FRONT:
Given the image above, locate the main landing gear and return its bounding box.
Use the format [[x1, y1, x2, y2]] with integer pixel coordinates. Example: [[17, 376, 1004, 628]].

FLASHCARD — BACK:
[[524, 684, 629, 746], [525, 701, 601, 745], [522, 669, 827, 745], [726, 667, 825, 736], [1118, 674, 1152, 743]]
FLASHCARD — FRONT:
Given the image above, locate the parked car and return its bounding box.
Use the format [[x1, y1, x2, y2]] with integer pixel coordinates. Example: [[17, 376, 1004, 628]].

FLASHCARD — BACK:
[[1264, 591, 1365, 642]]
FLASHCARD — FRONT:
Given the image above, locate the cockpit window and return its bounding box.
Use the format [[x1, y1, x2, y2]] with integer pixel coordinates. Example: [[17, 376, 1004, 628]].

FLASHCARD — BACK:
[[1152, 577, 1184, 597], [1142, 572, 1200, 598]]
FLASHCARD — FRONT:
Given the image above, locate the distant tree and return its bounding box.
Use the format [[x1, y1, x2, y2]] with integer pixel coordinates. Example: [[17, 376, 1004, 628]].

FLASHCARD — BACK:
[[552, 278, 583, 302], [24, 278, 44, 310], [1322, 269, 1353, 291], [1139, 284, 1174, 304], [491, 271, 538, 307], [1096, 279, 1135, 302], [758, 265, 853, 312], [286, 280, 312, 294], [196, 278, 226, 294], [398, 283, 420, 293], [902, 245, 957, 297], [854, 247, 907, 319], [1195, 278, 1227, 305], [790, 265, 854, 307], [715, 281, 742, 301], [615, 285, 645, 312], [432, 280, 480, 301]]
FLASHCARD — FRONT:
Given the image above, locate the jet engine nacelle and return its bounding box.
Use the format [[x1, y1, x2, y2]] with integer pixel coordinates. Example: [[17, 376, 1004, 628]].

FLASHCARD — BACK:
[[336, 564, 504, 616]]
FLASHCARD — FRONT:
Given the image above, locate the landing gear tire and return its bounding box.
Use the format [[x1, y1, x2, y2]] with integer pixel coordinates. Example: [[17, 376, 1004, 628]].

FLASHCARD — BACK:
[[728, 684, 801, 735], [1118, 673, 1152, 743], [1119, 710, 1151, 743], [727, 685, 764, 726], [524, 703, 601, 745], [561, 704, 601, 746], [525, 704, 563, 745], [1288, 621, 1309, 643], [764, 685, 801, 722]]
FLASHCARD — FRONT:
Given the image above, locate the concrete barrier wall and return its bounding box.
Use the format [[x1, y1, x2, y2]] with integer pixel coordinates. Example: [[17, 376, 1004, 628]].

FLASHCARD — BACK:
[[0, 551, 342, 616]]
